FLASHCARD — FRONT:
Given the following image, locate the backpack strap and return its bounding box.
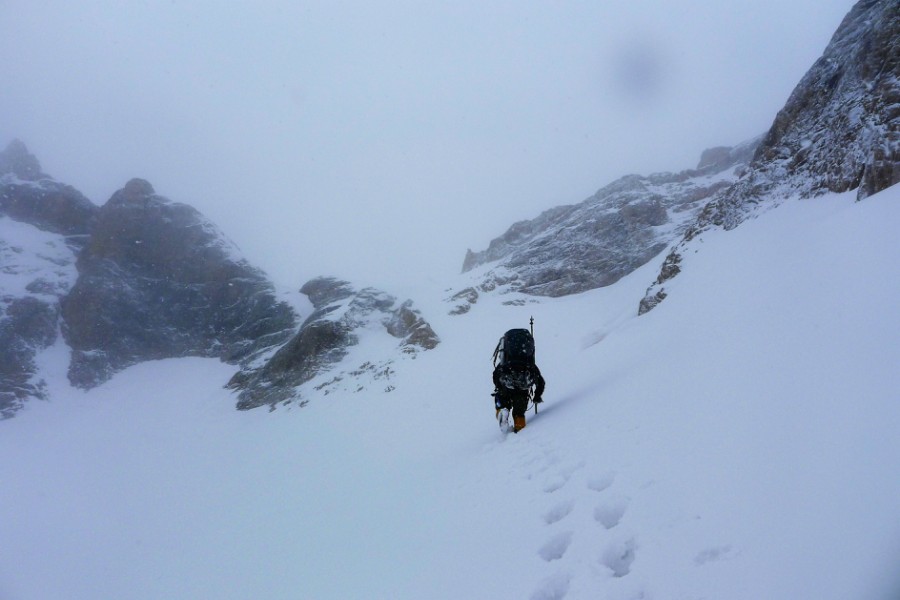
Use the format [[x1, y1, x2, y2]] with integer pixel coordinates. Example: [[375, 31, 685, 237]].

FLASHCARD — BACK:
[[491, 336, 503, 367]]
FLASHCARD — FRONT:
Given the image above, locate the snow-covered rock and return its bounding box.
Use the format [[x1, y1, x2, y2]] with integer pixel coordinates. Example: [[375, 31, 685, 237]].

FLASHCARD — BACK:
[[640, 0, 900, 313], [1, 142, 442, 417], [0, 218, 78, 417], [60, 178, 297, 389], [0, 140, 97, 237], [2, 156, 301, 416], [0, 139, 42, 181], [455, 138, 759, 306], [228, 276, 439, 410], [0, 141, 92, 417]]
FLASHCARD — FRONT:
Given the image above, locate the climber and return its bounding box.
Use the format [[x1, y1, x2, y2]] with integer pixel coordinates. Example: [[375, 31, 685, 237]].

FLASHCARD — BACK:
[[492, 328, 545, 433]]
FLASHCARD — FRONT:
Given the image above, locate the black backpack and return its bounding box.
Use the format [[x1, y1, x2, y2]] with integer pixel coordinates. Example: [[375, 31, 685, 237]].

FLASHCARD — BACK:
[[493, 329, 536, 390]]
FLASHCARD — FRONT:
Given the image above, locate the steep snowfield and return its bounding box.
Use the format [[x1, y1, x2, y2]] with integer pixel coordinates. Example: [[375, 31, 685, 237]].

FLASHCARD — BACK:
[[1, 186, 898, 600]]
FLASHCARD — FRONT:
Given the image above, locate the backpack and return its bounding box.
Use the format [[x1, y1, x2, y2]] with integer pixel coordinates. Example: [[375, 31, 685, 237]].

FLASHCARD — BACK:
[[493, 329, 536, 390]]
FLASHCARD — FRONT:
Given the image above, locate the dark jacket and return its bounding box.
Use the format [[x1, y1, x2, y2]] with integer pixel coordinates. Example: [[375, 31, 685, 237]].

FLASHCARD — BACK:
[[493, 362, 545, 399]]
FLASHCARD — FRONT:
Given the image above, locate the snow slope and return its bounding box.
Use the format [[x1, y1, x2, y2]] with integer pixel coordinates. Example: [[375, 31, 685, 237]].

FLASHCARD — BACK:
[[1, 186, 899, 599]]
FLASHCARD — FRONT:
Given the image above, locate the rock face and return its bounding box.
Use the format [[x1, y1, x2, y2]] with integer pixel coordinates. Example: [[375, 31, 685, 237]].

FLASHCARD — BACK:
[[0, 297, 58, 417], [1, 142, 90, 417], [60, 178, 297, 389], [229, 276, 439, 410], [0, 140, 98, 237], [640, 0, 900, 314], [2, 145, 299, 417], [455, 139, 759, 306], [2, 141, 439, 418], [0, 139, 42, 181], [0, 219, 80, 417]]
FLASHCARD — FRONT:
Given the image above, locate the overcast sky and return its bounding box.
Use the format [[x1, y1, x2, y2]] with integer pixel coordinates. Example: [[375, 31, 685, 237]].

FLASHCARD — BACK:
[[0, 1, 854, 291]]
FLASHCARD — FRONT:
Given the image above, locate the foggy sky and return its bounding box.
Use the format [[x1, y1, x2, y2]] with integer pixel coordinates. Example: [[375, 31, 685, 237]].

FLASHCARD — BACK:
[[0, 1, 854, 292]]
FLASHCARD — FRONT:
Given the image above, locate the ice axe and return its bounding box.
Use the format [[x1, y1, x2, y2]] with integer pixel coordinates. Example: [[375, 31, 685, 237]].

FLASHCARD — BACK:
[[530, 316, 538, 414]]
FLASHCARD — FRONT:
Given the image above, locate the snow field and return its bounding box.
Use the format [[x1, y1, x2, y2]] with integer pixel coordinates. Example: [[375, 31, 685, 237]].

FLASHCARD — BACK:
[[1, 186, 899, 599]]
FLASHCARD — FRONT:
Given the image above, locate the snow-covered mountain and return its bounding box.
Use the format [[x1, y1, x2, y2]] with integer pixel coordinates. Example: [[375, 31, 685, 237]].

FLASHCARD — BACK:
[[640, 0, 899, 313], [1, 0, 899, 598], [59, 177, 298, 389], [455, 138, 760, 304], [1, 143, 442, 417]]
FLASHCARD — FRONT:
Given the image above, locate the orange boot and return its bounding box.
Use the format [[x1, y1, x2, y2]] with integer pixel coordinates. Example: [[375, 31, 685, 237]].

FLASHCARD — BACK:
[[513, 415, 526, 432]]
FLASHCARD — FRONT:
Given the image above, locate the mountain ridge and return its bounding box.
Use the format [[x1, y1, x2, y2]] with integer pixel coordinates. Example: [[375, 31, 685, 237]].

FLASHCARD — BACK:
[[640, 0, 899, 313], [1, 144, 442, 417], [448, 137, 760, 313], [2, 0, 898, 417]]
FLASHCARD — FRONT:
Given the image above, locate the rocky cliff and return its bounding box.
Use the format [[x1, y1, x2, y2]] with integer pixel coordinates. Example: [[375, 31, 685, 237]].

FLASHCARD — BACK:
[[451, 138, 759, 312], [0, 141, 94, 417], [228, 276, 440, 410], [1, 141, 441, 418], [640, 0, 899, 313], [0, 219, 79, 417], [60, 178, 297, 389], [0, 140, 97, 237], [1, 141, 301, 416]]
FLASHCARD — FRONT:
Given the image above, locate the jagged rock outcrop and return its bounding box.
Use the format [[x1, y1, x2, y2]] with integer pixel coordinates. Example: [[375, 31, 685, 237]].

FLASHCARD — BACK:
[[0, 140, 98, 237], [229, 276, 439, 410], [0, 297, 57, 418], [1, 142, 90, 417], [454, 139, 759, 307], [640, 0, 900, 314], [0, 139, 42, 181], [2, 144, 299, 416], [2, 142, 440, 418], [60, 178, 296, 389]]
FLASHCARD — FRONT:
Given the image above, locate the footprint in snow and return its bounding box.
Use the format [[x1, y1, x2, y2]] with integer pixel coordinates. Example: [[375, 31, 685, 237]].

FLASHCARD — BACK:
[[529, 571, 571, 600], [542, 474, 569, 493], [594, 495, 629, 530], [542, 499, 575, 525], [542, 461, 584, 493], [538, 531, 574, 562], [586, 471, 616, 493], [601, 537, 637, 578]]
